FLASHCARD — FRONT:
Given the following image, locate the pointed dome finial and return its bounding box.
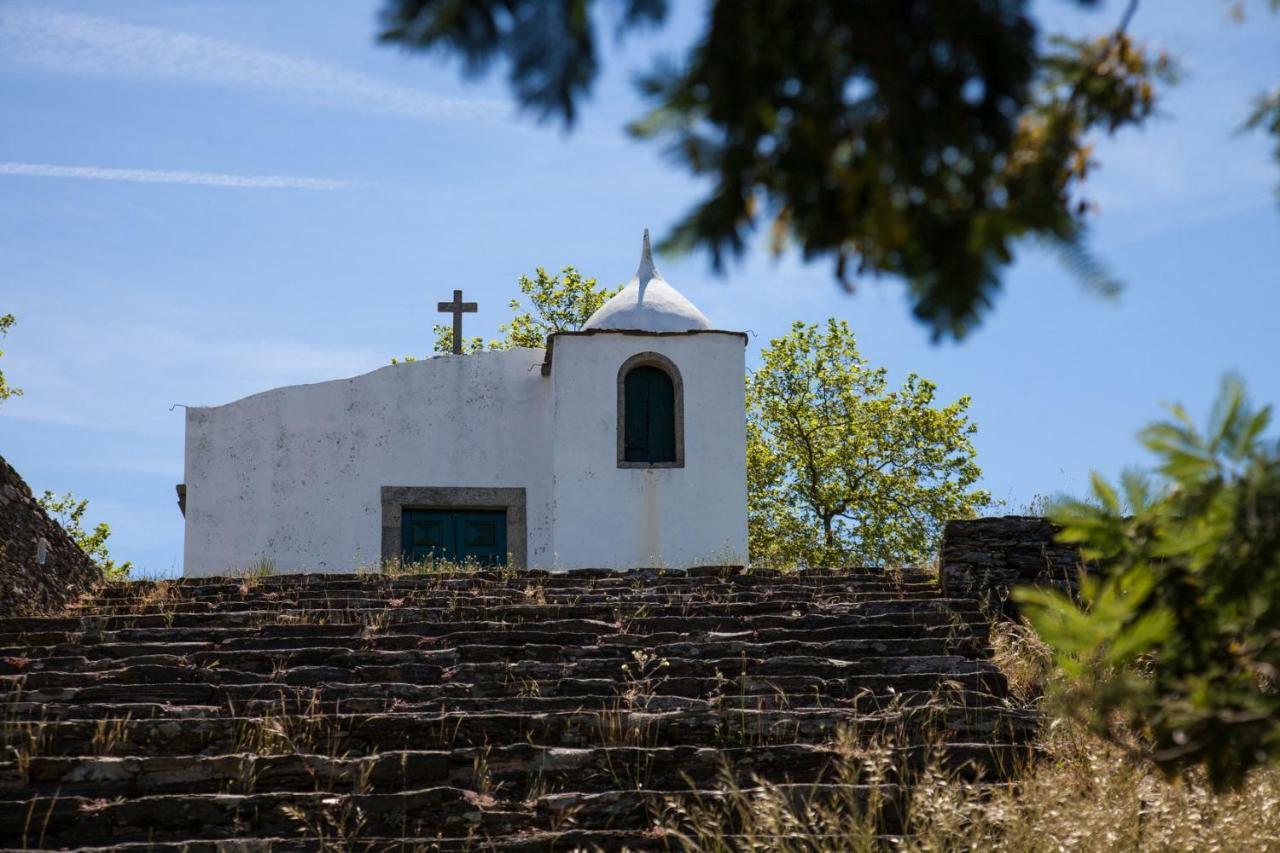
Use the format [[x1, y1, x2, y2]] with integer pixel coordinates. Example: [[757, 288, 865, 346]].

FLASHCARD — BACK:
[[581, 226, 711, 331], [637, 229, 657, 283]]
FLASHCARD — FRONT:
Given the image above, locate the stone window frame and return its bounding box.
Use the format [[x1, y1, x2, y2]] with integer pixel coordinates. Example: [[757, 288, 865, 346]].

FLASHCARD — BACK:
[[617, 351, 685, 469], [380, 486, 527, 568]]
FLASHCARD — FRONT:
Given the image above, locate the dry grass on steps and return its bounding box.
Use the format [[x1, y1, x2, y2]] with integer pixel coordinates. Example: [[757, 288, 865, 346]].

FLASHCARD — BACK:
[[654, 610, 1278, 853], [661, 719, 1280, 853], [657, 612, 1279, 852]]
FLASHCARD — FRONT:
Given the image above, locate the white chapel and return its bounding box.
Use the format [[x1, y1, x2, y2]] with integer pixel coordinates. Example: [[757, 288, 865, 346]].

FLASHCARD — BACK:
[[180, 233, 749, 575]]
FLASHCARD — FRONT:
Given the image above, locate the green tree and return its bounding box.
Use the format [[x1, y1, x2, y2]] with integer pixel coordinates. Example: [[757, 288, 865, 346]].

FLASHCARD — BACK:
[[498, 266, 619, 347], [37, 491, 132, 580], [1015, 376, 1280, 790], [393, 265, 618, 360], [434, 323, 491, 357], [390, 324, 490, 362], [0, 314, 21, 406], [747, 320, 989, 567], [376, 0, 1205, 338]]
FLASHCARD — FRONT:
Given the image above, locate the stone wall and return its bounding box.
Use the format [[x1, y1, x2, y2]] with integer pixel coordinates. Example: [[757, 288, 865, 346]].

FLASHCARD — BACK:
[[0, 454, 100, 617], [939, 516, 1086, 614], [0, 567, 1033, 846]]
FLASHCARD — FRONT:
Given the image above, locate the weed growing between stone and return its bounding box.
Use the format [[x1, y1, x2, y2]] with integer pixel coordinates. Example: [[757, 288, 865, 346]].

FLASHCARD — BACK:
[[377, 554, 522, 578], [658, 603, 1280, 852], [987, 619, 1054, 706], [660, 720, 1280, 852]]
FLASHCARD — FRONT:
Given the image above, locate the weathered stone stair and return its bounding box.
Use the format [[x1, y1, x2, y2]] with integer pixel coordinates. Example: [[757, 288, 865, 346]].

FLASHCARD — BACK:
[[0, 569, 1036, 850]]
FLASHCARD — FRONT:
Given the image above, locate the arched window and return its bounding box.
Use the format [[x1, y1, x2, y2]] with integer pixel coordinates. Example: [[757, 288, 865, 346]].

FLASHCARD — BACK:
[[618, 353, 684, 468]]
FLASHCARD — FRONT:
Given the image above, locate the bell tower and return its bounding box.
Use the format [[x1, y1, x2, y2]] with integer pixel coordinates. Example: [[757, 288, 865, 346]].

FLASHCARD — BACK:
[[544, 232, 749, 569]]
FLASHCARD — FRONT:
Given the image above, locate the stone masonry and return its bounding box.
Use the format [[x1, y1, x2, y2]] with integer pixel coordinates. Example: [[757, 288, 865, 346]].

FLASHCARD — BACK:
[[0, 453, 99, 619], [939, 516, 1087, 614], [0, 568, 1037, 848]]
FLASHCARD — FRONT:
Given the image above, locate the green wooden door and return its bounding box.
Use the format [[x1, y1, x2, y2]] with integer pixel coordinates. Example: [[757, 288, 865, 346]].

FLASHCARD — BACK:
[[623, 365, 676, 463], [454, 511, 506, 565], [401, 510, 507, 565], [401, 510, 454, 563]]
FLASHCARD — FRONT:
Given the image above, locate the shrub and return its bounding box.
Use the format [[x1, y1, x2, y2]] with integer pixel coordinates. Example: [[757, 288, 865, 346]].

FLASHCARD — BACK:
[[1015, 376, 1280, 789]]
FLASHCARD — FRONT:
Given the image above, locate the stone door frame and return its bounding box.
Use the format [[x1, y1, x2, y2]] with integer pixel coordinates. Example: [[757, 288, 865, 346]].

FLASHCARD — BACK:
[[380, 486, 528, 568]]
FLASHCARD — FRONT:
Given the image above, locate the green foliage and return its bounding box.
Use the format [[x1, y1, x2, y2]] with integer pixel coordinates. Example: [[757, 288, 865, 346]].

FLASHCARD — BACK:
[[747, 320, 989, 568], [0, 314, 21, 406], [392, 265, 618, 361], [434, 323, 490, 357], [498, 266, 619, 348], [37, 491, 132, 580], [1244, 88, 1280, 198], [635, 8, 1175, 339], [1014, 376, 1280, 790], [391, 325, 487, 362], [379, 0, 666, 125], [378, 0, 1191, 339]]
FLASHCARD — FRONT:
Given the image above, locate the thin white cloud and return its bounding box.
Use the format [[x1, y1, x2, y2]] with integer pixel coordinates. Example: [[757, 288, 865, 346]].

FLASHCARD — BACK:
[[0, 161, 358, 189], [0, 6, 502, 121], [0, 162, 357, 190]]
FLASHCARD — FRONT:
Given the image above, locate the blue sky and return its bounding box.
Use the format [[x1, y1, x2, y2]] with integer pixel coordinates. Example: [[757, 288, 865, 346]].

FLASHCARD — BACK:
[[1, 1, 1278, 576]]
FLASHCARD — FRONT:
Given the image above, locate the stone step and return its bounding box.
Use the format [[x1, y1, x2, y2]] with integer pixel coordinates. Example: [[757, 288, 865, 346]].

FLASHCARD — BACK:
[[5, 686, 1014, 721], [5, 707, 1038, 758], [0, 653, 999, 694], [0, 599, 984, 632], [1, 661, 452, 689], [31, 831, 906, 853], [0, 636, 988, 678], [3, 741, 1035, 799], [74, 584, 947, 604], [0, 621, 985, 663], [0, 782, 940, 845], [447, 653, 998, 683], [10, 669, 1009, 708], [85, 579, 935, 594], [533, 782, 913, 831], [0, 787, 537, 846], [124, 566, 933, 579], [86, 569, 937, 593], [65, 593, 961, 620], [3, 830, 672, 852], [77, 581, 947, 603], [83, 573, 938, 590], [0, 610, 986, 648]]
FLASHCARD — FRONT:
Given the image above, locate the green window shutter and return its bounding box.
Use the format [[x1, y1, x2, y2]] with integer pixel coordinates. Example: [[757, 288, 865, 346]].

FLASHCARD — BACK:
[[624, 367, 651, 461], [401, 510, 455, 562], [455, 511, 507, 566], [401, 509, 507, 566], [647, 369, 676, 462], [624, 365, 676, 464]]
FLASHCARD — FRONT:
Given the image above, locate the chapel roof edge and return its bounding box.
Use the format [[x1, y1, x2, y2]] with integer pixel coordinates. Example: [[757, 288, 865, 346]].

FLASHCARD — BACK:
[[539, 328, 748, 376]]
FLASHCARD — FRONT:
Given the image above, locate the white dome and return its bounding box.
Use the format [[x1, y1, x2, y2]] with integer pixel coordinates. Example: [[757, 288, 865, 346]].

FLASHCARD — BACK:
[[583, 231, 712, 332]]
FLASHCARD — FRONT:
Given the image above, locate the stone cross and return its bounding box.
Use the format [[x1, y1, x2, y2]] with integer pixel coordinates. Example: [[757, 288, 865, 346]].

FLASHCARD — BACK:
[[437, 289, 478, 355]]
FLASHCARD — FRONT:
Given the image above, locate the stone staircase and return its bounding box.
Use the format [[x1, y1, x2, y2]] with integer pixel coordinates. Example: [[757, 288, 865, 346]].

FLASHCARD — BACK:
[[0, 568, 1037, 850]]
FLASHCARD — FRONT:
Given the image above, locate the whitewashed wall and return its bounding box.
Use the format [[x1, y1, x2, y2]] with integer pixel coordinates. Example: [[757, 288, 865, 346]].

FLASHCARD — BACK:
[[549, 332, 749, 569], [184, 333, 749, 575], [183, 348, 552, 576]]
